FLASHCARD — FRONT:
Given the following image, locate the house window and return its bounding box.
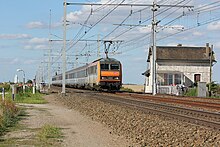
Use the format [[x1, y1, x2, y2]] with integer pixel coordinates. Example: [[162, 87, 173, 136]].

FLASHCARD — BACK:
[[175, 74, 181, 84], [194, 74, 201, 83], [163, 73, 182, 86], [164, 74, 173, 85]]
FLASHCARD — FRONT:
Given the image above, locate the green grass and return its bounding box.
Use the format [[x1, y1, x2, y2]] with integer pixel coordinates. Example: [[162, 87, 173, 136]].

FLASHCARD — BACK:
[[0, 100, 22, 136], [184, 88, 197, 97], [38, 124, 62, 141], [120, 87, 134, 92], [0, 122, 63, 147], [14, 92, 47, 104]]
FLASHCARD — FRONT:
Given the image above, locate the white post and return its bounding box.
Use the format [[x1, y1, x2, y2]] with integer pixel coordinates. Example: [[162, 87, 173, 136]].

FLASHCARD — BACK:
[[152, 0, 158, 95], [33, 86, 36, 94], [12, 85, 15, 101], [2, 88, 5, 101], [48, 9, 52, 90], [33, 79, 36, 94], [62, 0, 67, 94]]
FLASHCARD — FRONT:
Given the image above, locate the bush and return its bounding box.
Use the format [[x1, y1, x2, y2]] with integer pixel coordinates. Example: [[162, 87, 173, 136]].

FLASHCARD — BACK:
[[0, 84, 11, 92], [120, 87, 134, 92], [184, 88, 197, 97], [0, 100, 19, 135], [38, 124, 62, 141]]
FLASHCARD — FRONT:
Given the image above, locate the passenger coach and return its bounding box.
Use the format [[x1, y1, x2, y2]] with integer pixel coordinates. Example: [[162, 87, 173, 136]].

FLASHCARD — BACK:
[[52, 58, 122, 90]]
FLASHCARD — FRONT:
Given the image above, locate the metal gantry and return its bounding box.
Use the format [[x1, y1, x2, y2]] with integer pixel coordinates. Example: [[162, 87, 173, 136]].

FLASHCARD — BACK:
[[59, 1, 193, 95]]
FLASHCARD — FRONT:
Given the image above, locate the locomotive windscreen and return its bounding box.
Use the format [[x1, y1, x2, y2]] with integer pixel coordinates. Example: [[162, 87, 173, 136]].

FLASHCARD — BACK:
[[101, 63, 120, 70], [110, 64, 119, 70]]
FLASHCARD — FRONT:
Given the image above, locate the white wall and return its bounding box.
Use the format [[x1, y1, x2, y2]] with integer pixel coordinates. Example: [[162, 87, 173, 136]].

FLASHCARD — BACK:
[[157, 62, 211, 85], [144, 60, 211, 93]]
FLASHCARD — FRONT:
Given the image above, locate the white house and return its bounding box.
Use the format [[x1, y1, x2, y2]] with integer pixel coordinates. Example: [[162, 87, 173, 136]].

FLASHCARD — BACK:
[[143, 43, 216, 94]]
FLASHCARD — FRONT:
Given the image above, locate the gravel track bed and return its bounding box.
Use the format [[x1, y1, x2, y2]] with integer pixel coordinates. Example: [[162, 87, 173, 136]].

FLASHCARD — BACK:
[[53, 91, 220, 146]]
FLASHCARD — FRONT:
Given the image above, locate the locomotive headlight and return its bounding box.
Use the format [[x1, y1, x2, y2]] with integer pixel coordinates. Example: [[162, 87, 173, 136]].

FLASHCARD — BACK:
[[101, 76, 107, 79], [114, 77, 119, 80]]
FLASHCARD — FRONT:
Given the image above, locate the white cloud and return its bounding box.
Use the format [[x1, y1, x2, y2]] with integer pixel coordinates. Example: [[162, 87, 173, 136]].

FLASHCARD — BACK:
[[24, 45, 33, 50], [35, 45, 48, 50], [0, 34, 31, 39], [26, 21, 61, 29], [23, 37, 49, 50], [26, 21, 47, 29], [214, 42, 220, 49], [207, 21, 220, 31], [138, 26, 151, 33], [0, 57, 39, 65], [192, 31, 203, 36], [24, 59, 39, 65], [0, 58, 18, 65], [24, 44, 48, 50], [67, 11, 83, 22], [28, 37, 48, 44]]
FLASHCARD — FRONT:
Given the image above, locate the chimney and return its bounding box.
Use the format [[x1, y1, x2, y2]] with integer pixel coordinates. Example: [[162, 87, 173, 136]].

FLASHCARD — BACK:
[[206, 43, 210, 57]]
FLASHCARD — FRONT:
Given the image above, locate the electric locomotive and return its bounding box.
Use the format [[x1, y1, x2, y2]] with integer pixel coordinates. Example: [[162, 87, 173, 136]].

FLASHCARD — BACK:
[[52, 58, 122, 90]]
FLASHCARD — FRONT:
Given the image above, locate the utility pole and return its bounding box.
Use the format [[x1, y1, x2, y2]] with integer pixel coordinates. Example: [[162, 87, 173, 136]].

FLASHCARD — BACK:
[[152, 0, 158, 95], [150, 0, 193, 95], [209, 45, 213, 96], [48, 9, 52, 89], [62, 0, 67, 95]]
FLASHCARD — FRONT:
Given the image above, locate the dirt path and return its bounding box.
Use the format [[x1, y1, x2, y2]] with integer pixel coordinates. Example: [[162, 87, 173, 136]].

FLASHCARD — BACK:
[[1, 94, 131, 147]]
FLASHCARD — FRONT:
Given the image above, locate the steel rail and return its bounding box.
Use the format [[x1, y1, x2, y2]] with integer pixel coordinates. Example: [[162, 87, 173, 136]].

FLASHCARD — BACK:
[[88, 93, 220, 130], [51, 87, 220, 130], [116, 93, 220, 110]]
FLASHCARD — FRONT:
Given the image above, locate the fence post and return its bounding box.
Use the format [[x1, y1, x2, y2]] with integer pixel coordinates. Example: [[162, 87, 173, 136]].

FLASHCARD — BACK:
[[33, 85, 36, 94], [12, 85, 15, 101], [2, 88, 5, 101]]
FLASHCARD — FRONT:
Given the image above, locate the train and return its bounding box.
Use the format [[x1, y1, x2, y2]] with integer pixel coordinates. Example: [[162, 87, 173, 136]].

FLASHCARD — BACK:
[[52, 58, 122, 91]]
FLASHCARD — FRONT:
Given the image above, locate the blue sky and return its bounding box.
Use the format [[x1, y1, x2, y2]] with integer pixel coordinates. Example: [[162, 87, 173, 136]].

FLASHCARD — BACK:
[[0, 0, 220, 84]]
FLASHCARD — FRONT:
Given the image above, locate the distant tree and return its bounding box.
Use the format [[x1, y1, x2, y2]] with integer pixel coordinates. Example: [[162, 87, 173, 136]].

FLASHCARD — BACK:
[[27, 79, 33, 84], [207, 81, 219, 96]]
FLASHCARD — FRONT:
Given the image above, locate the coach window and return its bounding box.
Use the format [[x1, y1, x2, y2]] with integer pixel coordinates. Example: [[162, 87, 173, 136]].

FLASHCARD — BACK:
[[101, 64, 109, 70], [110, 64, 119, 70]]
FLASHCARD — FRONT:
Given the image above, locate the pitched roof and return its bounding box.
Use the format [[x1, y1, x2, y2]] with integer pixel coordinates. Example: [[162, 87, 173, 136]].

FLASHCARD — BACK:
[[147, 45, 216, 63]]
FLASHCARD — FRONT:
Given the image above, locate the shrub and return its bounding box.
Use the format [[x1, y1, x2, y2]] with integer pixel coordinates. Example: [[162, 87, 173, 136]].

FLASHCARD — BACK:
[[120, 87, 134, 92], [0, 84, 11, 92], [0, 100, 19, 135], [38, 124, 62, 141], [184, 88, 197, 97]]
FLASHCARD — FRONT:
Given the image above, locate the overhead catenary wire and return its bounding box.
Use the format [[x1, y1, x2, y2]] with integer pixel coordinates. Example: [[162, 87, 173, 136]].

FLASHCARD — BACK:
[[49, 0, 220, 72], [50, 0, 126, 67], [66, 0, 126, 52]]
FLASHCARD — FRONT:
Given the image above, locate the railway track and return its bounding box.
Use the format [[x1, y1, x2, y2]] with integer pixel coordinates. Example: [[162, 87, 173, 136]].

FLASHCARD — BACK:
[[90, 92, 220, 130], [115, 93, 220, 110], [51, 87, 220, 130]]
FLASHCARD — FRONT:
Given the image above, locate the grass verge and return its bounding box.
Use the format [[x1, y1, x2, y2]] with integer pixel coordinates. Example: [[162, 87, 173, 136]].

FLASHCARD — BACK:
[[38, 124, 62, 139], [120, 87, 134, 92], [0, 100, 22, 136], [184, 88, 197, 97], [38, 124, 63, 144], [14, 92, 47, 104]]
